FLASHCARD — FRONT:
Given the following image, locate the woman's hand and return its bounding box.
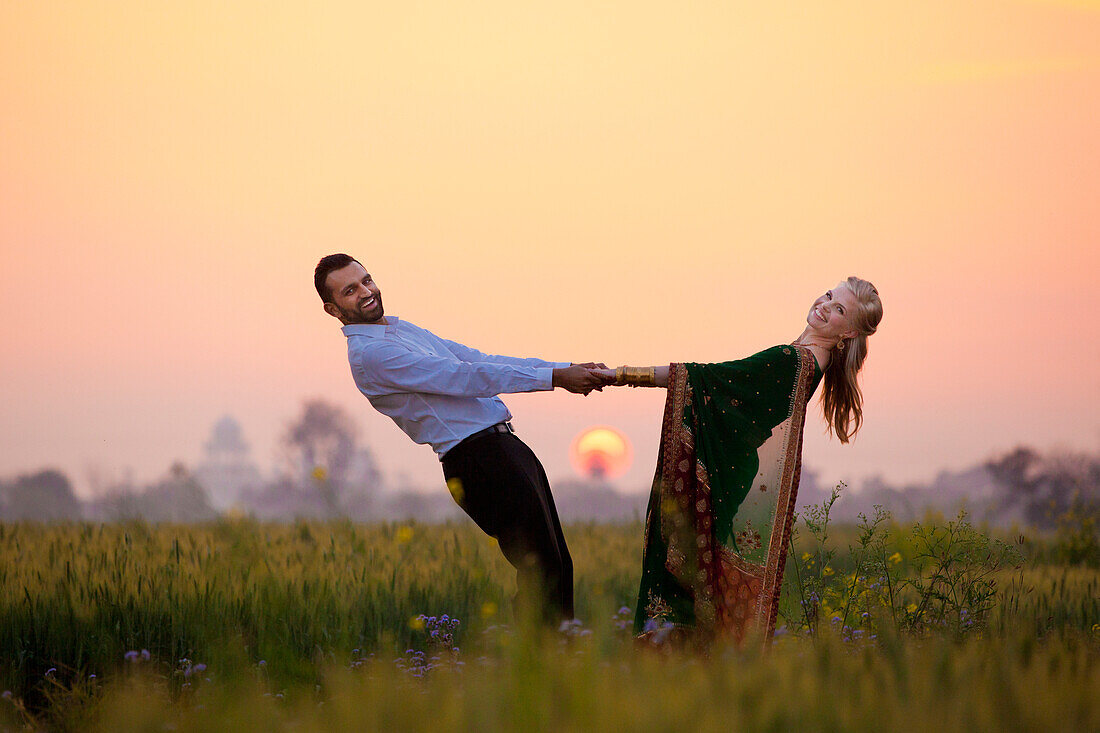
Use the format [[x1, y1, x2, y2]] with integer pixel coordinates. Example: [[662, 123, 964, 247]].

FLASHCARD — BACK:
[[593, 368, 617, 383]]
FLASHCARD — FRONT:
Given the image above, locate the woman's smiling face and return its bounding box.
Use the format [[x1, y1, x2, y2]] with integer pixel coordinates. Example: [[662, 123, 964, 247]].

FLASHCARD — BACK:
[[806, 283, 859, 342]]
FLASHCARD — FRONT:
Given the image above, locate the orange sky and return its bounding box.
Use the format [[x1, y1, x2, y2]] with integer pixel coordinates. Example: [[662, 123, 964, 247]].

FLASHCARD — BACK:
[[2, 1, 1098, 496]]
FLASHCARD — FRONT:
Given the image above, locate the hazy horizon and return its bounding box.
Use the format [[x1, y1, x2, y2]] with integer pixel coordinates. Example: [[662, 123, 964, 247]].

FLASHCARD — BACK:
[[7, 386, 1098, 500]]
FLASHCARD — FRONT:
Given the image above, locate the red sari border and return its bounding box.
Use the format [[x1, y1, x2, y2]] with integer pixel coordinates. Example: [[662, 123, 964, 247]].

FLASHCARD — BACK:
[[756, 345, 816, 645]]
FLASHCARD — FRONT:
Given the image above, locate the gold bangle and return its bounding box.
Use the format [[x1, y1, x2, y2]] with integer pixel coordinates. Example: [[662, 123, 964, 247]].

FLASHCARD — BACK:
[[620, 366, 656, 387]]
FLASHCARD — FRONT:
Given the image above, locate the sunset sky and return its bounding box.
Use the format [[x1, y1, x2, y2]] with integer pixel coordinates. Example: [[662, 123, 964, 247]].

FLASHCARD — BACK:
[[2, 1, 1098, 497]]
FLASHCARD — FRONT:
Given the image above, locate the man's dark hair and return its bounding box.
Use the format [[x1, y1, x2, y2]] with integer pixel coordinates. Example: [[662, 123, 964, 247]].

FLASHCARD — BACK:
[[314, 253, 362, 303]]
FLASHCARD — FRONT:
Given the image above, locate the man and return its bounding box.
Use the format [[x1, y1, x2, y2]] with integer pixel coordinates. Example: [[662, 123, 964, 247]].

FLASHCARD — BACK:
[[315, 253, 611, 624]]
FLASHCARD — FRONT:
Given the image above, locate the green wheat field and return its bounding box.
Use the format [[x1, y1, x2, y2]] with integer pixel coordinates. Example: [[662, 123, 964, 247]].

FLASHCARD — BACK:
[[1, 512, 1097, 731]]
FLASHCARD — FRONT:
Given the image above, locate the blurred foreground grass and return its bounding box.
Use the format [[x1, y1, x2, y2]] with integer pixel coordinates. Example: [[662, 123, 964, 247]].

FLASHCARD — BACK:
[[0, 519, 1097, 731]]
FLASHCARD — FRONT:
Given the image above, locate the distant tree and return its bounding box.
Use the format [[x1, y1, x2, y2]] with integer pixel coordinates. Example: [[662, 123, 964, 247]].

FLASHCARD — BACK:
[[138, 462, 218, 522], [237, 474, 347, 521], [282, 399, 359, 517], [986, 447, 1100, 529], [86, 490, 143, 523], [0, 469, 83, 521], [84, 463, 217, 523]]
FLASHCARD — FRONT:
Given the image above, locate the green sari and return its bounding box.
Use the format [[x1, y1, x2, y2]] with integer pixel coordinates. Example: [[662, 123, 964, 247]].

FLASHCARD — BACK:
[[634, 344, 822, 646]]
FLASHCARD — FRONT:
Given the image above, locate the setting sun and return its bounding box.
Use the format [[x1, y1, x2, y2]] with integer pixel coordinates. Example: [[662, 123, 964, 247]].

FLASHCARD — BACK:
[[570, 426, 633, 480]]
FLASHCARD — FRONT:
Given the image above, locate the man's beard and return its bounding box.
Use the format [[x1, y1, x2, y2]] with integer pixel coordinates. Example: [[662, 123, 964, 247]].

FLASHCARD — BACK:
[[340, 299, 383, 324]]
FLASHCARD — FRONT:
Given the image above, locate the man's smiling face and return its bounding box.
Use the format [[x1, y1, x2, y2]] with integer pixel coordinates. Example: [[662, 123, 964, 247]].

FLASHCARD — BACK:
[[323, 261, 385, 325]]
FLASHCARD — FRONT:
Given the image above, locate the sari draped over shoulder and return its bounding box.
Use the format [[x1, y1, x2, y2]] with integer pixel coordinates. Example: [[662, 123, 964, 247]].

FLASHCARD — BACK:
[[634, 344, 821, 646]]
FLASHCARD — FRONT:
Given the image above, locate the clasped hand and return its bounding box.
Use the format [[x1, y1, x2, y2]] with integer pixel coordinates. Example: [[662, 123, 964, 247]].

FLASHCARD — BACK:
[[553, 363, 616, 395]]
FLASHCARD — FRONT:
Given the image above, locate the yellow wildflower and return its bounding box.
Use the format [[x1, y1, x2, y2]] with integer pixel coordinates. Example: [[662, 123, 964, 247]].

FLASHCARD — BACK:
[[906, 603, 918, 613], [311, 466, 327, 482], [480, 601, 498, 619], [823, 566, 835, 577], [395, 526, 414, 544], [801, 552, 812, 561], [409, 616, 425, 631], [889, 552, 903, 565], [446, 477, 465, 506]]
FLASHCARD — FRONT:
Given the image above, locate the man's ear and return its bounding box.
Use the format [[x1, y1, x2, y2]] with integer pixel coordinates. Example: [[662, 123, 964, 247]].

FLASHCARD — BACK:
[[323, 302, 341, 320]]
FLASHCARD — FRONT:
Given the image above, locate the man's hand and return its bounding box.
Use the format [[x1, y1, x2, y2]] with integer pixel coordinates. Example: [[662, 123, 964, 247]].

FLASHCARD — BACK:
[[553, 365, 615, 395]]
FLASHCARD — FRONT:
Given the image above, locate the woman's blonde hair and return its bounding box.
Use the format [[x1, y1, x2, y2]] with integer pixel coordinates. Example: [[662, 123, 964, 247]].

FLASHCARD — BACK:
[[820, 276, 883, 443]]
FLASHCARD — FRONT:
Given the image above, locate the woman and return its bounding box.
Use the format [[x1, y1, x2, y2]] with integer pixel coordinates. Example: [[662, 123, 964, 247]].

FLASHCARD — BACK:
[[598, 277, 883, 646]]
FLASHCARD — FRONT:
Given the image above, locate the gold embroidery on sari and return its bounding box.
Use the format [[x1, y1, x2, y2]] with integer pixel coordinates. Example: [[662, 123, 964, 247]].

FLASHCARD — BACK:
[[757, 346, 815, 644], [735, 521, 763, 551], [645, 591, 673, 623]]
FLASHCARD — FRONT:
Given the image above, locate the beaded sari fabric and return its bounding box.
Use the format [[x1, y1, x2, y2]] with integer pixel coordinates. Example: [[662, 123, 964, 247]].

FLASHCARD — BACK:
[[633, 345, 821, 647]]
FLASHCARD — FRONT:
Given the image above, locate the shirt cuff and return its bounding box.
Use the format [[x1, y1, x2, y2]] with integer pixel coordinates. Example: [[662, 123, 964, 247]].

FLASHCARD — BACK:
[[554, 361, 571, 369], [536, 367, 557, 390]]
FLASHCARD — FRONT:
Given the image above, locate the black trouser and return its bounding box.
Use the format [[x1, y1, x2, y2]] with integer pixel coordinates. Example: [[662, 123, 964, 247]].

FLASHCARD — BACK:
[[441, 432, 574, 624]]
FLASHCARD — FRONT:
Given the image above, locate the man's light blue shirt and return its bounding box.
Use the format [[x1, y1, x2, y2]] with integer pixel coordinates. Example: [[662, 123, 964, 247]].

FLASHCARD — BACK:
[[342, 318, 570, 459]]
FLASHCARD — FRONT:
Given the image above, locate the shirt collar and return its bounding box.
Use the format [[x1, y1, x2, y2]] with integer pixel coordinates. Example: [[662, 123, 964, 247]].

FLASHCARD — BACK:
[[342, 317, 400, 338]]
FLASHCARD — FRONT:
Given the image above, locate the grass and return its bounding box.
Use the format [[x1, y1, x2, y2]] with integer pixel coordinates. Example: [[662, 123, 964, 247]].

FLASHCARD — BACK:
[[0, 519, 1096, 731]]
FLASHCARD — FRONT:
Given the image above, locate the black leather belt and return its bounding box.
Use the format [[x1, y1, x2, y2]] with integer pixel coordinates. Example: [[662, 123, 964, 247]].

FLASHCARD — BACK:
[[446, 421, 514, 458]]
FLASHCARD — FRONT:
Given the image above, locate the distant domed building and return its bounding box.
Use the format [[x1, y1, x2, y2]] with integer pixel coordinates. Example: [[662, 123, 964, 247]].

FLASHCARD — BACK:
[[193, 415, 264, 511]]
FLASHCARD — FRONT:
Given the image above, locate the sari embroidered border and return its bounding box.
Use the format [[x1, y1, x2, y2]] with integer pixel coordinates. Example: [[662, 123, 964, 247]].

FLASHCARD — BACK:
[[655, 364, 712, 614], [756, 346, 815, 642]]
